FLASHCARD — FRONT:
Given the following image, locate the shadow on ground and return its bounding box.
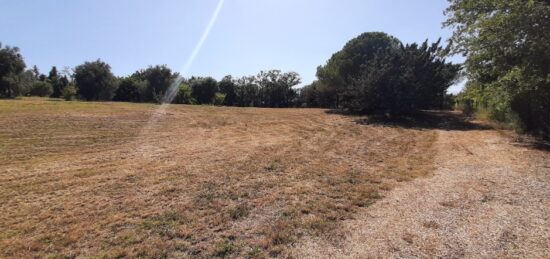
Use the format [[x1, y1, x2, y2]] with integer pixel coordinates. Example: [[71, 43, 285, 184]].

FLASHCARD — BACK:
[[327, 109, 492, 131], [509, 135, 550, 153]]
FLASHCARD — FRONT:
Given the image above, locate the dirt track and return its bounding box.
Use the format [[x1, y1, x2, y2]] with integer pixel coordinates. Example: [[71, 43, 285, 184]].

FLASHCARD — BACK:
[[294, 115, 550, 258]]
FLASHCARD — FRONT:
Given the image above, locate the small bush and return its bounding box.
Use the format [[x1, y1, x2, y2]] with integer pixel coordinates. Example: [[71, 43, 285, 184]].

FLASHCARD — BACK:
[[213, 93, 226, 106], [29, 81, 53, 97], [62, 85, 77, 101]]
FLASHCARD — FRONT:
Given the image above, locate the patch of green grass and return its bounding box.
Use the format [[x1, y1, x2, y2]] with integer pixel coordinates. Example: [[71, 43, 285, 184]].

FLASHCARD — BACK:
[[139, 210, 187, 237], [213, 238, 238, 257]]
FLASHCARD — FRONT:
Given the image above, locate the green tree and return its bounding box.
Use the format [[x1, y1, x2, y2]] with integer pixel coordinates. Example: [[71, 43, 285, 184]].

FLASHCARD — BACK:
[[0, 43, 26, 98], [256, 70, 300, 107], [48, 66, 68, 98], [113, 76, 147, 102], [62, 84, 77, 101], [74, 60, 117, 101], [17, 70, 35, 96], [132, 65, 176, 102], [445, 0, 550, 136], [174, 82, 195, 104], [213, 92, 226, 106], [31, 65, 40, 80], [400, 39, 461, 109], [235, 76, 259, 107], [345, 45, 406, 114], [297, 82, 319, 107], [316, 32, 459, 114], [29, 81, 53, 97], [317, 32, 402, 108], [190, 77, 218, 104], [218, 75, 237, 106]]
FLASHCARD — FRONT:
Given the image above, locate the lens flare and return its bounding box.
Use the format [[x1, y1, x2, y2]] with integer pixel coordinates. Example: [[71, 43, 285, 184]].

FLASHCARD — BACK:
[[161, 0, 225, 106], [136, 0, 225, 159]]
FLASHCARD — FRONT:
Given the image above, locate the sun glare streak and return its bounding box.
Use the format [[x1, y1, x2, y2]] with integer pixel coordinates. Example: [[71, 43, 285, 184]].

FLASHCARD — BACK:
[[136, 0, 225, 159], [161, 0, 226, 106]]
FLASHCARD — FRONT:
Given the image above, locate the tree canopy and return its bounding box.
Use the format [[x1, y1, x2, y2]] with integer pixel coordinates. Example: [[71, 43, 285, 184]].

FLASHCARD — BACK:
[[314, 32, 460, 114], [133, 65, 177, 103], [256, 70, 301, 107], [74, 60, 117, 101], [445, 0, 550, 137], [0, 43, 26, 98], [190, 77, 219, 104]]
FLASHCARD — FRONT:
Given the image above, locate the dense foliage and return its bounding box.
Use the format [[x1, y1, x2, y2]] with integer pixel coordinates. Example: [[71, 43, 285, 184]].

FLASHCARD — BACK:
[[47, 66, 69, 98], [2, 30, 460, 113], [113, 77, 146, 102], [190, 77, 219, 104], [445, 0, 550, 137], [218, 75, 237, 106], [0, 32, 465, 125], [311, 32, 460, 114], [0, 43, 26, 98], [132, 65, 177, 103], [74, 60, 117, 101], [29, 81, 53, 97]]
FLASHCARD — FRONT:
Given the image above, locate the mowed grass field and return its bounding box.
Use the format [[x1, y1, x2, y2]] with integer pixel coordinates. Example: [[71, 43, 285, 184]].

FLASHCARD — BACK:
[[0, 98, 437, 258]]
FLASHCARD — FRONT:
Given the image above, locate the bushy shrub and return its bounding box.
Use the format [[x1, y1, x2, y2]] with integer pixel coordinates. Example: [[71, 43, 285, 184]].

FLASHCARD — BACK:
[[191, 77, 218, 104], [174, 83, 195, 104], [113, 77, 147, 102], [213, 93, 226, 106], [29, 81, 53, 97], [62, 85, 77, 101]]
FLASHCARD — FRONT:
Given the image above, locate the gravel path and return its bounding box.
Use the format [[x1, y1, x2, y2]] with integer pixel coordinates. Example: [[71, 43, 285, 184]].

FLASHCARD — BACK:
[[294, 120, 550, 258]]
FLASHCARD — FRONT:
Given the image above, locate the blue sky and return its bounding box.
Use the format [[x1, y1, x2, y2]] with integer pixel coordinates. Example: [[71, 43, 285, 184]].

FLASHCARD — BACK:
[[0, 0, 464, 93]]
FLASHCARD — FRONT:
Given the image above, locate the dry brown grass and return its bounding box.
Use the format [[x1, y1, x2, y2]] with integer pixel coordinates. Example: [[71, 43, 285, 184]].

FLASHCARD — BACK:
[[0, 98, 437, 258]]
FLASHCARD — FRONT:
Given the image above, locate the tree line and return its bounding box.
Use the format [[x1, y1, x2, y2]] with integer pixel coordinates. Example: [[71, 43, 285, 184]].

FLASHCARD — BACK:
[[2, 1, 548, 137], [0, 48, 304, 107], [445, 0, 550, 138], [1, 31, 460, 112]]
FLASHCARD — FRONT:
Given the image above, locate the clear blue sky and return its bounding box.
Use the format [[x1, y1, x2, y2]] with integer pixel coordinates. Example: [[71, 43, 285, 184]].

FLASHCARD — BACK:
[[0, 0, 464, 93]]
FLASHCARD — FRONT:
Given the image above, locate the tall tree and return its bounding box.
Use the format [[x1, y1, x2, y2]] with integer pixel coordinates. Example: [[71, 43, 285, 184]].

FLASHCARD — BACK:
[[218, 75, 237, 106], [48, 66, 67, 98], [31, 65, 40, 80], [74, 60, 117, 101], [48, 66, 58, 81], [0, 43, 26, 98], [256, 70, 300, 107], [235, 76, 259, 107], [133, 65, 176, 102], [190, 77, 218, 104], [316, 32, 402, 108], [445, 0, 550, 136], [400, 39, 461, 109], [113, 76, 147, 102], [316, 32, 459, 114]]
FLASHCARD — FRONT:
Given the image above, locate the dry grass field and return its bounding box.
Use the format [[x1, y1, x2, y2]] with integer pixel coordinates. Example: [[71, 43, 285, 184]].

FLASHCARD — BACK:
[[0, 98, 438, 258]]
